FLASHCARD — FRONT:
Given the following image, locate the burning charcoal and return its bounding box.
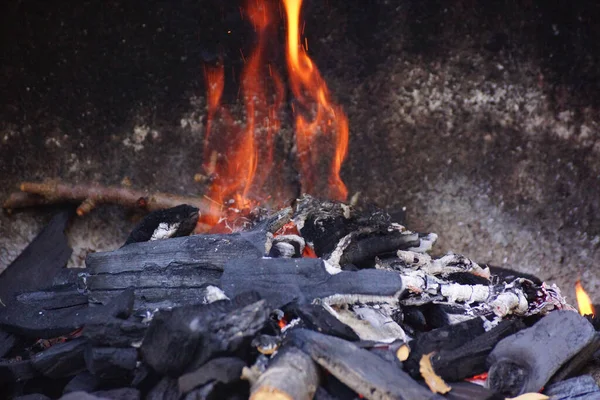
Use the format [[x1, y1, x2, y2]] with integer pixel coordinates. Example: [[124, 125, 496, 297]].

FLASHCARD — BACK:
[[251, 334, 280, 355], [146, 377, 179, 400], [0, 358, 38, 385], [124, 204, 199, 245], [442, 382, 503, 400], [543, 375, 600, 399], [282, 302, 359, 341], [84, 347, 138, 380], [141, 294, 269, 375], [63, 371, 101, 394], [287, 329, 443, 400], [0, 210, 73, 306], [250, 345, 320, 400], [178, 357, 246, 394], [221, 258, 404, 309], [404, 317, 486, 378], [83, 314, 147, 347], [31, 337, 87, 379], [269, 234, 305, 258], [429, 319, 525, 382], [487, 310, 597, 397], [0, 330, 17, 358]]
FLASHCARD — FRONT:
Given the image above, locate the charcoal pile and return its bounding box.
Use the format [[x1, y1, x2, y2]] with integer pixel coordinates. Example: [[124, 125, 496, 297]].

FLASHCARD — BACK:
[[1, 195, 600, 400]]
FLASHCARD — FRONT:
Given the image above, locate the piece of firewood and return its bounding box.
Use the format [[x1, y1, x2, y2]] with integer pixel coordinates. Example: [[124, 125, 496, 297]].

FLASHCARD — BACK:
[[250, 345, 319, 400], [3, 180, 212, 217]]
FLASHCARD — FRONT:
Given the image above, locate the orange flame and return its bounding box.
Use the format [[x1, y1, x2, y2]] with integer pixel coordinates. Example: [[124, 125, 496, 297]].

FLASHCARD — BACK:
[[201, 0, 284, 227], [282, 0, 349, 201], [575, 280, 595, 316]]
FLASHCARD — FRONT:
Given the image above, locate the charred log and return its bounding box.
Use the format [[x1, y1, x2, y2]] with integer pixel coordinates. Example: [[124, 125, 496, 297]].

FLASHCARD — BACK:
[[250, 345, 319, 400], [287, 328, 443, 400], [221, 258, 404, 309], [544, 375, 600, 399], [486, 310, 597, 397], [83, 314, 146, 347]]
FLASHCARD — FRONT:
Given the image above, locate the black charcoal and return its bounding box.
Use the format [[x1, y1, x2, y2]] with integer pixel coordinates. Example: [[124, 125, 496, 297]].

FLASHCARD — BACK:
[[288, 329, 443, 400], [85, 347, 138, 380], [221, 258, 404, 309], [124, 204, 199, 245], [31, 338, 87, 378], [0, 358, 38, 384], [92, 388, 140, 400], [544, 375, 600, 399], [283, 302, 360, 341], [178, 357, 246, 394], [0, 329, 17, 358], [63, 371, 101, 394], [487, 310, 597, 397], [84, 314, 146, 347]]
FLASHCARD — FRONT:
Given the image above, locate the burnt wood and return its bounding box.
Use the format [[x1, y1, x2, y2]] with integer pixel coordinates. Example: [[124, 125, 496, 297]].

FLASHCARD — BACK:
[[15, 284, 88, 310], [0, 301, 88, 338], [85, 231, 268, 310], [83, 314, 146, 347], [31, 338, 87, 378], [84, 347, 138, 380], [282, 302, 360, 341], [86, 230, 268, 274], [339, 232, 420, 267], [221, 258, 404, 309], [0, 210, 73, 306], [141, 294, 269, 376], [486, 310, 597, 397], [178, 357, 246, 394], [430, 319, 526, 382], [404, 317, 486, 378], [124, 204, 199, 245], [0, 358, 38, 385], [146, 377, 179, 400], [442, 382, 503, 400], [250, 345, 319, 400], [287, 329, 443, 400], [63, 372, 101, 394], [550, 334, 600, 384]]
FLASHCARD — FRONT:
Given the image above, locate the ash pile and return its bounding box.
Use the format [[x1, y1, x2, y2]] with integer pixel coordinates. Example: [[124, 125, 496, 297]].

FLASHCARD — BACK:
[[1, 196, 600, 400]]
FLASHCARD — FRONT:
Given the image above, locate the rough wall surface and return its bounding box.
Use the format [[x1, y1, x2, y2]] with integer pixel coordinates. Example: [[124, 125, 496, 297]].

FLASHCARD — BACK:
[[2, 0, 600, 302]]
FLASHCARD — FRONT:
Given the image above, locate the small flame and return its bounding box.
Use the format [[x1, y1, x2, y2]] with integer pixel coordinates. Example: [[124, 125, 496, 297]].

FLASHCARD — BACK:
[[575, 280, 595, 316], [283, 0, 349, 201]]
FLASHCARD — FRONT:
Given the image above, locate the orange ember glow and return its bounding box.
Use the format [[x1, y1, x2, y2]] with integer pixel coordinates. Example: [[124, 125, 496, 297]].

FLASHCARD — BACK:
[[200, 0, 349, 229], [283, 0, 349, 201], [575, 280, 595, 316]]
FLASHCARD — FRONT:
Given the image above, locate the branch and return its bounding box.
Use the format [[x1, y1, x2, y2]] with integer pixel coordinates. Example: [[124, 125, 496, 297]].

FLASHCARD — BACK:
[[3, 180, 212, 217]]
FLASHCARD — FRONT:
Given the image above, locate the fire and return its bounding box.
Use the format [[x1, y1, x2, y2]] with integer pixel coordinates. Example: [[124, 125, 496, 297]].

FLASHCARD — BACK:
[[201, 0, 284, 226], [200, 0, 349, 229], [575, 280, 595, 316], [283, 0, 349, 201]]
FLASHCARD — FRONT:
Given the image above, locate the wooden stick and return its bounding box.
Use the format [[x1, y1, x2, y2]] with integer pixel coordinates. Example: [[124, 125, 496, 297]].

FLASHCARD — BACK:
[[3, 180, 211, 216], [250, 346, 319, 400]]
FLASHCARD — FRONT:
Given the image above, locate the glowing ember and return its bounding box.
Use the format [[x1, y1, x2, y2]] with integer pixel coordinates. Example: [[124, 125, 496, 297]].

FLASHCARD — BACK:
[[575, 279, 595, 316], [283, 0, 349, 201]]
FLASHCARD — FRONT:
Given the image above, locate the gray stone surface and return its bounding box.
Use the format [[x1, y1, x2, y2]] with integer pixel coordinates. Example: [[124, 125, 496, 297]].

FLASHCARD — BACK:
[[2, 1, 600, 304]]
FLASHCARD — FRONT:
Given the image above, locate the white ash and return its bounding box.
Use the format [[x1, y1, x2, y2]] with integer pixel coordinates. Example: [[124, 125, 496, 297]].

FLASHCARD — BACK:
[[323, 259, 342, 275], [322, 302, 406, 343], [325, 227, 376, 269], [203, 285, 229, 304], [380, 251, 491, 280], [272, 242, 296, 258], [280, 317, 302, 334], [440, 283, 491, 304], [407, 232, 438, 253], [319, 292, 402, 307], [149, 222, 180, 241]]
